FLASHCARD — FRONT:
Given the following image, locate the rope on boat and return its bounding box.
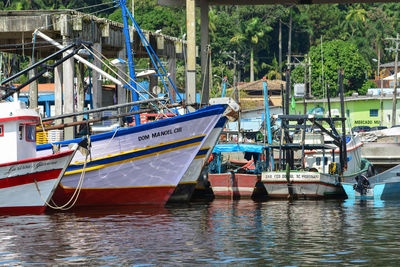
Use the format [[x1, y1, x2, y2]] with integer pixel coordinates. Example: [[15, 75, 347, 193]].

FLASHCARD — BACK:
[[34, 149, 89, 210]]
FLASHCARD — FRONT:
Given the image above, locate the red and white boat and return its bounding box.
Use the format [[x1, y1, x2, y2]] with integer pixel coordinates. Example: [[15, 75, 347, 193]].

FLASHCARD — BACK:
[[208, 143, 265, 199], [0, 100, 78, 214], [261, 133, 372, 199]]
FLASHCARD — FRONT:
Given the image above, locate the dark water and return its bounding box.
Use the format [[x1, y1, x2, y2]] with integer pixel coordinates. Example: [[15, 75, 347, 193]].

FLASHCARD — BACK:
[[1, 199, 400, 265]]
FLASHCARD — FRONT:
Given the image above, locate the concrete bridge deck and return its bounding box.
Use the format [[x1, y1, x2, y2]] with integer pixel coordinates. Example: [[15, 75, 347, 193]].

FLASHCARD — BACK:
[[0, 10, 184, 59]]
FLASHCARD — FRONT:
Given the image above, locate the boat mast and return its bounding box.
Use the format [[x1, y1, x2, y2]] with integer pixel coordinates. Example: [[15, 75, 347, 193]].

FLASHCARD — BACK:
[[119, 0, 140, 125], [339, 69, 347, 177], [262, 77, 274, 170]]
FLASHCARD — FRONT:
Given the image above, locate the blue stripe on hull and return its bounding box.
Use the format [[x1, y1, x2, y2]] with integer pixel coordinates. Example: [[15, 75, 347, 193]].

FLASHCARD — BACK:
[[38, 104, 226, 151], [67, 136, 204, 171]]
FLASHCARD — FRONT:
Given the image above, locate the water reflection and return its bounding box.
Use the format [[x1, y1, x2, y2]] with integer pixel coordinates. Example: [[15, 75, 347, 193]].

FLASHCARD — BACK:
[[0, 200, 400, 264]]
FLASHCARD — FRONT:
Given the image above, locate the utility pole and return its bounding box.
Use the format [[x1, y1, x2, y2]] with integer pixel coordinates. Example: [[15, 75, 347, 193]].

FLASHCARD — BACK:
[[378, 48, 384, 126], [223, 51, 243, 103], [287, 9, 292, 69], [303, 55, 307, 115], [223, 50, 243, 142], [386, 33, 400, 126], [308, 55, 312, 98], [279, 19, 282, 79]]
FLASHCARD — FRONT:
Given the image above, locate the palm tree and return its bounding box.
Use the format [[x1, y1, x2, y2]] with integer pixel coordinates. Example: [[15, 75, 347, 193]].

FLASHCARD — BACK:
[[230, 17, 272, 82], [343, 5, 367, 37], [262, 57, 283, 80]]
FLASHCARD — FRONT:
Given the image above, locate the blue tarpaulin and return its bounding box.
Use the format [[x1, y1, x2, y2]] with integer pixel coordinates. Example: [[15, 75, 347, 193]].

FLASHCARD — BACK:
[[212, 143, 265, 154]]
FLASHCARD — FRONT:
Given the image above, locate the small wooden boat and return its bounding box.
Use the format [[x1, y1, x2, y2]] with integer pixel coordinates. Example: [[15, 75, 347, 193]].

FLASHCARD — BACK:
[[208, 143, 265, 199]]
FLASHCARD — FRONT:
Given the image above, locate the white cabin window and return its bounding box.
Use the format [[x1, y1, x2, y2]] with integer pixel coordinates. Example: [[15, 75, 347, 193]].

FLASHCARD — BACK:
[[0, 125, 3, 136], [19, 125, 23, 140], [25, 125, 36, 142]]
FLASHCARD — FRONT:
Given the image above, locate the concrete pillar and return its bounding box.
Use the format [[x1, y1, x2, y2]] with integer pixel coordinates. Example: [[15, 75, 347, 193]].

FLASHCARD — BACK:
[[117, 48, 127, 106], [186, 0, 196, 107], [28, 56, 38, 110], [200, 1, 210, 105], [54, 64, 63, 124], [54, 65, 63, 116], [76, 62, 85, 122], [168, 45, 177, 103], [149, 63, 158, 97], [92, 42, 103, 110], [63, 37, 75, 140]]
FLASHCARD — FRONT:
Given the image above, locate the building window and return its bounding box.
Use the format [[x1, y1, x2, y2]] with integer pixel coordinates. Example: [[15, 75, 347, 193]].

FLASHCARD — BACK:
[[0, 125, 3, 136], [25, 125, 36, 142], [370, 109, 379, 117]]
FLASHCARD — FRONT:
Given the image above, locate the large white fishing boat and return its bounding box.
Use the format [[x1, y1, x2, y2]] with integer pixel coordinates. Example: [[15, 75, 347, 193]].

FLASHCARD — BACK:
[[0, 99, 78, 214], [37, 103, 227, 207]]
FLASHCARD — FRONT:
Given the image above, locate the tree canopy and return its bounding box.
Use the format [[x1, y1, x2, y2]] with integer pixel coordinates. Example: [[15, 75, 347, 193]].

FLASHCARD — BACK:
[[292, 39, 370, 97], [3, 1, 400, 96]]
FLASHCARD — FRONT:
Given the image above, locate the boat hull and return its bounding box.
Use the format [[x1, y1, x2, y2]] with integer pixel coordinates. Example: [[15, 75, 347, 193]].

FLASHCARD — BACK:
[[0, 150, 75, 214], [342, 162, 400, 200], [261, 171, 343, 199], [208, 173, 260, 199], [168, 117, 227, 203], [38, 104, 226, 207], [52, 185, 175, 206]]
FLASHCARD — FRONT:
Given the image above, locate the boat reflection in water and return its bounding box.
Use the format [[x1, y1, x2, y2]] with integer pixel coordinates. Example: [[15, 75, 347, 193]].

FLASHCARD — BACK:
[[0, 200, 400, 265]]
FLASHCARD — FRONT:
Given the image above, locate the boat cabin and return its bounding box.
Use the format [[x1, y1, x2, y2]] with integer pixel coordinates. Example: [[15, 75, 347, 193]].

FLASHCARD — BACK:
[[0, 101, 39, 164]]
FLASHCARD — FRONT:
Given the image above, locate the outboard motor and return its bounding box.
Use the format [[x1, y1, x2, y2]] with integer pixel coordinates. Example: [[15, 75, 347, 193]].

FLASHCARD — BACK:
[[353, 174, 370, 195]]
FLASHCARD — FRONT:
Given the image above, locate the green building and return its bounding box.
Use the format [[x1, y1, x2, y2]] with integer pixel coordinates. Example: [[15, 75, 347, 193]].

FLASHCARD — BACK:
[[293, 93, 400, 129]]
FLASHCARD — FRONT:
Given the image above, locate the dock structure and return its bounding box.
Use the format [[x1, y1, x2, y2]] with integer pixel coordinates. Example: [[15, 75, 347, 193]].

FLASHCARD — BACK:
[[0, 10, 184, 139]]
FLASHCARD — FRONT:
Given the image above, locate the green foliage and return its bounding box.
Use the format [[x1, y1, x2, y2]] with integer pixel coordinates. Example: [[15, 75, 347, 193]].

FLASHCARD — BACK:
[[292, 40, 370, 97], [360, 80, 377, 95], [5, 1, 400, 96]]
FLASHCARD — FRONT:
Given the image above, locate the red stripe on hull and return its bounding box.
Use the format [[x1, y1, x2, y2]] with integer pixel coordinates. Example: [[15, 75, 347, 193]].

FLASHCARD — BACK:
[[0, 205, 46, 215], [235, 174, 260, 197], [208, 173, 259, 198], [0, 116, 39, 123], [51, 185, 176, 207], [0, 169, 62, 189]]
